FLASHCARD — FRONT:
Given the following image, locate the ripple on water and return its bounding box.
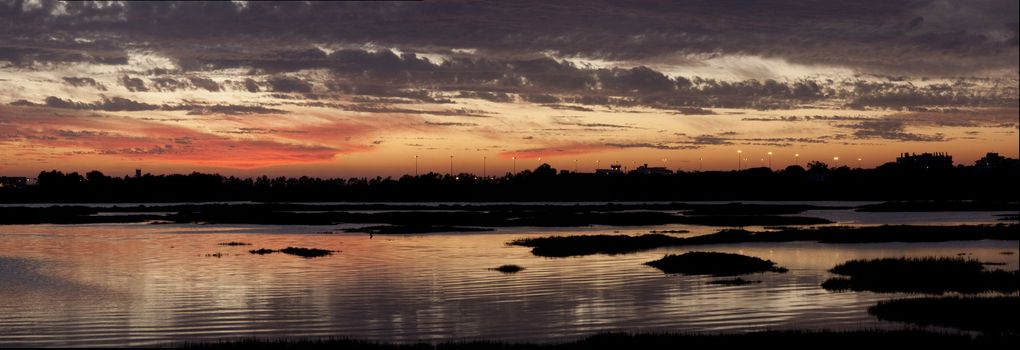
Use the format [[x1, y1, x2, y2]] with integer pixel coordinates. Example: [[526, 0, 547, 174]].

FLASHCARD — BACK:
[[0, 220, 1017, 346]]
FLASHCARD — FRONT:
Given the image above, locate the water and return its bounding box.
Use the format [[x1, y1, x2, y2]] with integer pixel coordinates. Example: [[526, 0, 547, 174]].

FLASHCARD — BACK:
[[0, 207, 1017, 347]]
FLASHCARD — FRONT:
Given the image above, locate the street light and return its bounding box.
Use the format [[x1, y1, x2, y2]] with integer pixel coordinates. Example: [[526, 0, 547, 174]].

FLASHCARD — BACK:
[[512, 156, 517, 174], [449, 155, 454, 175], [794, 153, 800, 167], [699, 157, 703, 172], [483, 156, 487, 178], [857, 157, 862, 169], [738, 150, 746, 172], [414, 155, 419, 176], [833, 156, 839, 168], [767, 151, 773, 169]]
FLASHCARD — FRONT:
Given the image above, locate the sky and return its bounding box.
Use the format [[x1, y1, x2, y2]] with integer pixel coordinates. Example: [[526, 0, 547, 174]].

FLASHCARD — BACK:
[[1, 0, 1017, 178]]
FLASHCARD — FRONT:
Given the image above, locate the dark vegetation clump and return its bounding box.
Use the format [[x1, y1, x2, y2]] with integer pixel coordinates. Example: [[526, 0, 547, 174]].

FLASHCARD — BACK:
[[868, 297, 1020, 333], [491, 265, 524, 273], [821, 257, 1019, 294], [510, 234, 683, 257], [856, 200, 1019, 212], [645, 252, 788, 276], [707, 278, 760, 286], [248, 247, 334, 258], [649, 230, 689, 234], [344, 225, 493, 234], [218, 242, 251, 246], [175, 330, 1017, 348], [279, 247, 333, 258], [510, 224, 1019, 257]]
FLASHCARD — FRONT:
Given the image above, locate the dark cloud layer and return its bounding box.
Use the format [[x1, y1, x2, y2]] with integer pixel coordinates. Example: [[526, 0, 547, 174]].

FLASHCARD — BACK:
[[11, 97, 288, 115], [1, 1, 1016, 111], [837, 120, 946, 142], [4, 1, 1016, 75]]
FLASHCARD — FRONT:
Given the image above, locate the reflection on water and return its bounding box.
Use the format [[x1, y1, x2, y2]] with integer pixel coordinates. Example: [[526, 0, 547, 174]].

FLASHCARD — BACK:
[[0, 211, 1017, 347]]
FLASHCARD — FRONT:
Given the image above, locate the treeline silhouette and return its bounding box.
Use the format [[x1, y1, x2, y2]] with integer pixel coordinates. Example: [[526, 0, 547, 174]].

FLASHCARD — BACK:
[[1, 160, 1017, 203]]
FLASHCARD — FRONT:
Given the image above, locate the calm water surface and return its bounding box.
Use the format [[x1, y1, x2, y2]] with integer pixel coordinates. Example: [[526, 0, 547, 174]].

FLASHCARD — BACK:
[[0, 207, 1017, 347]]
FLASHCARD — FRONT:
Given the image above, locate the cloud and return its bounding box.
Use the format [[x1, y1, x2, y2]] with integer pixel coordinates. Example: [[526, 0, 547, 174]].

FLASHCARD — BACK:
[[62, 77, 106, 90], [424, 121, 478, 127], [499, 144, 610, 158], [150, 77, 188, 92], [741, 115, 874, 122], [343, 105, 491, 118], [267, 76, 313, 93], [42, 96, 159, 111], [689, 134, 732, 145], [0, 105, 390, 169], [119, 75, 148, 92], [14, 97, 289, 115], [188, 77, 221, 92], [4, 1, 1017, 78], [551, 116, 635, 129], [605, 142, 696, 150], [837, 120, 946, 142], [183, 105, 288, 115]]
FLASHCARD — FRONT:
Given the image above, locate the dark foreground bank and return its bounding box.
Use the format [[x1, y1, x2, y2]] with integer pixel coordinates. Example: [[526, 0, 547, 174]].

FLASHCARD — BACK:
[[177, 331, 1016, 349]]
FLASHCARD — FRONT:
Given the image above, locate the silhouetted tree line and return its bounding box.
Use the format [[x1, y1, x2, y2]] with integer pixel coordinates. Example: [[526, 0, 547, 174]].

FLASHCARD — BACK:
[[1, 160, 1017, 203]]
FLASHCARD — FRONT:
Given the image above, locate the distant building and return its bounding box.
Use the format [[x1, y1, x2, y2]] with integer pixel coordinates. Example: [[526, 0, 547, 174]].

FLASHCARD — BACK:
[[895, 152, 953, 170], [633, 164, 674, 175], [974, 152, 1019, 171], [976, 153, 1006, 168], [0, 176, 30, 188], [595, 164, 623, 175], [135, 169, 142, 178]]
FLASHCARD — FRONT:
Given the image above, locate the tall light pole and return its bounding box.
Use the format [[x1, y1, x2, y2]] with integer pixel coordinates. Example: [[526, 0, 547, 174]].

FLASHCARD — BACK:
[[414, 155, 419, 176], [574, 159, 578, 173], [449, 155, 454, 175], [512, 156, 517, 174], [596, 159, 600, 171], [833, 156, 839, 168], [767, 151, 773, 170], [483, 156, 487, 178], [737, 150, 743, 170], [699, 157, 703, 172], [794, 153, 800, 167], [857, 157, 862, 169]]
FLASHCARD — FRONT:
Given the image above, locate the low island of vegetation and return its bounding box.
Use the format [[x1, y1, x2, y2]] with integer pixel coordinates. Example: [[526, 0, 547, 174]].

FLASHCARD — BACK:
[[821, 257, 1018, 294], [645, 252, 788, 276]]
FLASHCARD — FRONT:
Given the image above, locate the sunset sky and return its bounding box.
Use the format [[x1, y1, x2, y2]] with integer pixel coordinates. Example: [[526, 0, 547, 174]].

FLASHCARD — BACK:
[[1, 1, 1017, 177]]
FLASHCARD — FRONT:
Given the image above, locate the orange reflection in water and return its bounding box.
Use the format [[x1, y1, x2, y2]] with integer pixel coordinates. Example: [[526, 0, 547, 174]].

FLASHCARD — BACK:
[[0, 220, 1017, 347]]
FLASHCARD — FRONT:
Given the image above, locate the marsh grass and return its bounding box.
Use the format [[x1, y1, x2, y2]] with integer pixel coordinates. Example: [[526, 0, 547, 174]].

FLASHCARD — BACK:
[[510, 224, 1019, 257], [176, 330, 1016, 349], [821, 257, 1018, 294], [645, 252, 788, 276], [491, 265, 524, 273], [868, 297, 1019, 333], [345, 225, 493, 234], [248, 247, 334, 258], [707, 278, 760, 286]]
